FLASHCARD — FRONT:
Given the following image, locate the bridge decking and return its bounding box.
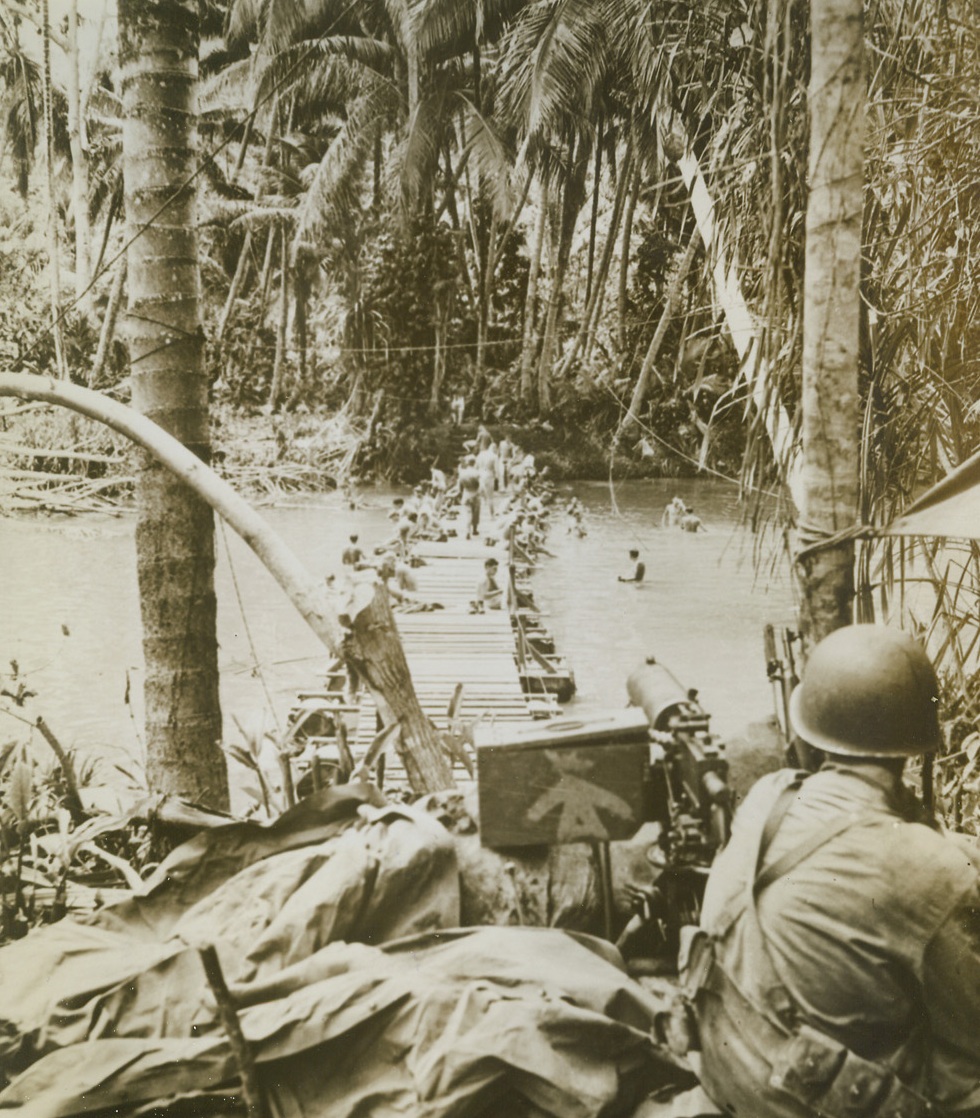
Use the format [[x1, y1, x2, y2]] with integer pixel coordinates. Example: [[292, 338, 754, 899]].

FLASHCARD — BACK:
[[351, 539, 548, 759]]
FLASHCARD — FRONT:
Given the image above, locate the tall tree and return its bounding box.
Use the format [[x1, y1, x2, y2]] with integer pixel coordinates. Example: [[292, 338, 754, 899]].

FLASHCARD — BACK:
[[118, 0, 228, 808], [796, 0, 865, 642], [65, 0, 92, 304]]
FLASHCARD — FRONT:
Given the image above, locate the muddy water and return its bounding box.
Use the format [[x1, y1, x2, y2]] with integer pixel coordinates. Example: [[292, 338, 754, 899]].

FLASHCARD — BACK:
[[0, 480, 796, 771]]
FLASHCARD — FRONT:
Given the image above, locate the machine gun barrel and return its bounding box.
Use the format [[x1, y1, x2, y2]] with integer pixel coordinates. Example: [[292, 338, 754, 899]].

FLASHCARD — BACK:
[[618, 656, 732, 966], [626, 657, 731, 852], [626, 659, 709, 732]]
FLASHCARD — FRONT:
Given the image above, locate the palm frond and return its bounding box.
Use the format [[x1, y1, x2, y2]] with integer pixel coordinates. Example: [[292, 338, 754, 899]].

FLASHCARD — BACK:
[[414, 0, 526, 60], [400, 86, 453, 208], [461, 98, 520, 219], [294, 82, 391, 245], [524, 0, 609, 138]]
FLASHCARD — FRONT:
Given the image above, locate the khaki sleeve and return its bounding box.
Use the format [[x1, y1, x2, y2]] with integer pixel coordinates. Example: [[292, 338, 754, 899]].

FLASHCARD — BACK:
[[923, 873, 980, 1110]]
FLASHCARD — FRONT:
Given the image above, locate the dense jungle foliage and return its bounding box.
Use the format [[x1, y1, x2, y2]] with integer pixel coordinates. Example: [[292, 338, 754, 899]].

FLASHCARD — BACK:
[[0, 0, 970, 492]]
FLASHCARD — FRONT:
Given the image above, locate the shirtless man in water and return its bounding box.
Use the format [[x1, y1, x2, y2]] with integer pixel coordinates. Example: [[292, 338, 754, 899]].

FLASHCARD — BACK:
[[618, 548, 646, 583]]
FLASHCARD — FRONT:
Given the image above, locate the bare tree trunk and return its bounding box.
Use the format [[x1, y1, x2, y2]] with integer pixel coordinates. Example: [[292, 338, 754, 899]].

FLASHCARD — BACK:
[[537, 135, 587, 412], [796, 0, 865, 644], [520, 182, 547, 402], [268, 225, 289, 410], [216, 230, 252, 343], [373, 127, 383, 211], [90, 258, 126, 385], [41, 0, 67, 379], [537, 229, 560, 413], [66, 0, 91, 307], [345, 581, 454, 791], [558, 140, 633, 379], [119, 0, 226, 808], [585, 113, 603, 306], [476, 213, 497, 381], [617, 163, 641, 353], [619, 232, 699, 438], [0, 372, 455, 796], [293, 250, 309, 396]]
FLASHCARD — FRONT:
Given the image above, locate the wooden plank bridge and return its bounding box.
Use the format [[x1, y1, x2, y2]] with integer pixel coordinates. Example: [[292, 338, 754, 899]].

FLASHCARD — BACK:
[[351, 539, 557, 762], [290, 501, 578, 793]]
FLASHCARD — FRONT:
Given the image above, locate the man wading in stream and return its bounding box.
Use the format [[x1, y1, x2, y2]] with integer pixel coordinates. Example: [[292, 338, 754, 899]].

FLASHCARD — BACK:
[[681, 625, 980, 1118]]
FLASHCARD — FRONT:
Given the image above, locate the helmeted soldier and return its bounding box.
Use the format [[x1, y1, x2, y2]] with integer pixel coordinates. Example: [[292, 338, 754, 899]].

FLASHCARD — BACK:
[[683, 624, 980, 1118]]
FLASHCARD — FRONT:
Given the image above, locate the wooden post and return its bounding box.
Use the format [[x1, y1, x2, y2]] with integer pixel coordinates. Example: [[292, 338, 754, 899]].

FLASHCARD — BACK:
[[343, 578, 454, 794]]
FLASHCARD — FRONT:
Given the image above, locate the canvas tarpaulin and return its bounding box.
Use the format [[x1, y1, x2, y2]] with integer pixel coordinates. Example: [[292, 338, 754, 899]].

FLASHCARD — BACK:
[[881, 447, 980, 539], [0, 783, 694, 1117]]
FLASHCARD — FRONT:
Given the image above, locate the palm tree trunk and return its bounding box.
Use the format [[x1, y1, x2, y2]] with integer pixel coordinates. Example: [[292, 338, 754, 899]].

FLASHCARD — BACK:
[[537, 234, 567, 413], [619, 231, 699, 438], [430, 313, 445, 413], [118, 0, 227, 809], [537, 138, 584, 412], [90, 258, 125, 385], [216, 230, 252, 343], [269, 224, 289, 410], [66, 0, 91, 306], [293, 254, 309, 396], [557, 140, 633, 380], [585, 113, 603, 306], [520, 181, 547, 401], [373, 127, 383, 211], [476, 213, 497, 380], [617, 163, 642, 352], [41, 0, 67, 379], [796, 0, 866, 644]]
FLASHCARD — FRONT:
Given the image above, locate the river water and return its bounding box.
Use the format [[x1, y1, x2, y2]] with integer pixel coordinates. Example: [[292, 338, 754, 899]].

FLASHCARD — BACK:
[[0, 479, 797, 775]]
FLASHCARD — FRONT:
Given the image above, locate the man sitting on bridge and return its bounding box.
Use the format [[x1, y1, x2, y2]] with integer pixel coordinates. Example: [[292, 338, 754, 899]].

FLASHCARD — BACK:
[[474, 557, 506, 611]]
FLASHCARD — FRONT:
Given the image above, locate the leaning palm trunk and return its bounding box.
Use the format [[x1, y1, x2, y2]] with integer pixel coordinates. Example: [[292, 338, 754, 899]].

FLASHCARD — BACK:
[[0, 373, 455, 795], [90, 259, 126, 385], [557, 141, 634, 381], [796, 0, 865, 643], [118, 0, 226, 808], [216, 230, 252, 343], [619, 231, 699, 439]]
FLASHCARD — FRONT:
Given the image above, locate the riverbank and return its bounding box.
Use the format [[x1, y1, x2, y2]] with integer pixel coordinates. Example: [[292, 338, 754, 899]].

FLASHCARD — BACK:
[[0, 397, 710, 516], [216, 406, 692, 489]]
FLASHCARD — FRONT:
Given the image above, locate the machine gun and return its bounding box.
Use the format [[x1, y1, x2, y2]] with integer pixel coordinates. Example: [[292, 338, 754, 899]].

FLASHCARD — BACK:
[[617, 657, 732, 966], [475, 655, 732, 969]]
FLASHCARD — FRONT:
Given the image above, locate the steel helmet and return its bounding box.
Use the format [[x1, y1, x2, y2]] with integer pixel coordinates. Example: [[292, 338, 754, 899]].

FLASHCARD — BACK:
[[789, 624, 942, 757]]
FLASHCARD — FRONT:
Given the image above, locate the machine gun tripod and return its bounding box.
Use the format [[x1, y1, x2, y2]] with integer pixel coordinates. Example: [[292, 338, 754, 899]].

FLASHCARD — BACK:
[[615, 658, 732, 968]]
